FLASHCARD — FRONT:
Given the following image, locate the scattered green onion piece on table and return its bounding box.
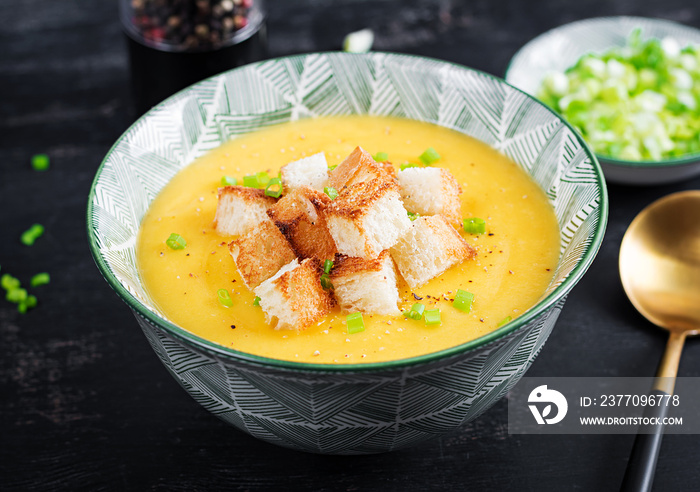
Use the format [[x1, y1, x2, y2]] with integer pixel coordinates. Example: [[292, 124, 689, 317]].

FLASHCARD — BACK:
[[6, 287, 27, 303], [20, 224, 44, 246], [342, 28, 374, 53], [253, 296, 261, 306], [243, 174, 258, 187], [1, 274, 20, 291], [221, 175, 237, 186], [217, 289, 233, 307], [323, 259, 334, 274], [346, 312, 365, 334], [453, 289, 474, 313], [30, 272, 50, 287], [418, 147, 441, 165], [463, 217, 486, 235], [324, 187, 338, 201], [31, 153, 50, 171], [265, 177, 283, 198], [424, 308, 441, 326], [498, 316, 512, 327], [165, 233, 187, 250], [320, 273, 334, 290], [373, 152, 389, 162]]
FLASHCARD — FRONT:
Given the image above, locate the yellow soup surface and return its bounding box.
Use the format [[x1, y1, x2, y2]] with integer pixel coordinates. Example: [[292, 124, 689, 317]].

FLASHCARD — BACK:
[[137, 116, 560, 364]]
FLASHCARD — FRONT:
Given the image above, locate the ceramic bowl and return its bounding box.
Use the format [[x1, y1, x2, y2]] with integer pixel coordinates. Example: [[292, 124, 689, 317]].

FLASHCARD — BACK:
[[505, 16, 700, 185], [88, 52, 607, 454]]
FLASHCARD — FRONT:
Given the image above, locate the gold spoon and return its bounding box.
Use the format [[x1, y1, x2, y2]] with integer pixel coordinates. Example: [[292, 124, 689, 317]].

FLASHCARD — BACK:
[[618, 190, 700, 492]]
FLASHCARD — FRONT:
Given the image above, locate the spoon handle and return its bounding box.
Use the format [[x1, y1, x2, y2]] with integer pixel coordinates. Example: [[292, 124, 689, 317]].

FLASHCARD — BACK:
[[619, 331, 686, 492]]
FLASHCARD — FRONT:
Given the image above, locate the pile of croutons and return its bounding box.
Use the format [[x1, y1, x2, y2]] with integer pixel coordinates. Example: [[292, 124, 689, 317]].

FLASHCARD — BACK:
[[214, 146, 476, 330]]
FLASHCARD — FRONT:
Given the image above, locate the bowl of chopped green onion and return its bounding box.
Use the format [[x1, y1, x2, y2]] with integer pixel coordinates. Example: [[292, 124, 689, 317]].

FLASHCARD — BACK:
[[506, 16, 700, 185]]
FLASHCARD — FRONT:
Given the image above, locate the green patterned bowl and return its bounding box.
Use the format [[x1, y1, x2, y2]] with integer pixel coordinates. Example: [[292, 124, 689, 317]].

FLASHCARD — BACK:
[[88, 52, 607, 454]]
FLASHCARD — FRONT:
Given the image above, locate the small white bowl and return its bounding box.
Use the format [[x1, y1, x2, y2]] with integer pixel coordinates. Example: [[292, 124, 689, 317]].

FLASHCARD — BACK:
[[505, 16, 700, 185]]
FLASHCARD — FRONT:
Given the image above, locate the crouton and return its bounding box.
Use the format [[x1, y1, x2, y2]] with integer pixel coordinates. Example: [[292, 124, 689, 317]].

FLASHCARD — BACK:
[[330, 251, 401, 315], [328, 146, 394, 190], [390, 215, 476, 288], [324, 179, 411, 259], [214, 186, 277, 236], [253, 258, 335, 330], [229, 218, 298, 289], [280, 152, 329, 192], [267, 186, 337, 260], [397, 167, 462, 227]]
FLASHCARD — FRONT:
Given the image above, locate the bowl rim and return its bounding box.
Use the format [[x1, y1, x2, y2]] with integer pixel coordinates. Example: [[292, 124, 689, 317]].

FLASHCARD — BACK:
[[87, 51, 609, 373], [504, 15, 700, 169]]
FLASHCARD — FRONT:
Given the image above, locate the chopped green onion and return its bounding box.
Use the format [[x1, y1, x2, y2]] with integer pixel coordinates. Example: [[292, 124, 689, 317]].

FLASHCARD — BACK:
[[221, 175, 238, 186], [20, 224, 44, 246], [165, 233, 187, 250], [265, 177, 283, 198], [403, 302, 425, 320], [6, 287, 27, 303], [373, 152, 389, 162], [400, 162, 420, 171], [18, 295, 37, 313], [463, 217, 486, 235], [347, 312, 365, 334], [419, 147, 441, 165], [253, 296, 261, 306], [30, 272, 50, 288], [424, 308, 442, 326], [320, 273, 334, 290], [1, 274, 20, 291], [256, 171, 270, 188], [453, 289, 474, 313], [407, 211, 419, 221], [243, 174, 258, 187], [323, 259, 334, 274], [217, 288, 233, 307], [343, 28, 374, 53], [31, 153, 50, 171], [498, 316, 512, 327], [324, 186, 338, 201], [328, 164, 338, 171]]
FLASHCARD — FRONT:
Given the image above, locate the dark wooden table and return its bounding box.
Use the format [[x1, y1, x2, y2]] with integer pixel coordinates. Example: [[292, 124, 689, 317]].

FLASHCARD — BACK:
[[2, 1, 699, 490]]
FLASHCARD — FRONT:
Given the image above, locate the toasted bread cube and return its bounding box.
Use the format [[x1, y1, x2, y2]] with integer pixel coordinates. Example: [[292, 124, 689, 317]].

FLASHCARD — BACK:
[[330, 251, 401, 315], [229, 218, 298, 289], [390, 215, 476, 288], [267, 186, 337, 260], [329, 146, 393, 190], [280, 152, 329, 192], [324, 179, 411, 259], [397, 167, 462, 227], [214, 186, 277, 236], [253, 258, 334, 330]]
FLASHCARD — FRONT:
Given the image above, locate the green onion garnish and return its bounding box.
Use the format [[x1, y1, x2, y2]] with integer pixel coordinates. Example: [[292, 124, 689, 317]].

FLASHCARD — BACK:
[[265, 177, 283, 198], [20, 224, 44, 246], [320, 273, 334, 290], [30, 272, 50, 288], [6, 287, 27, 303], [347, 312, 365, 334], [1, 274, 20, 291], [31, 153, 50, 171], [323, 259, 334, 274], [403, 302, 425, 320], [217, 288, 233, 307], [424, 308, 441, 326], [221, 175, 237, 186], [400, 162, 419, 171], [243, 174, 258, 187], [324, 187, 338, 201], [253, 296, 261, 306], [328, 164, 338, 171], [373, 152, 389, 162], [453, 289, 474, 313], [407, 211, 419, 221], [419, 147, 441, 165], [17, 294, 38, 314], [256, 171, 270, 188], [463, 217, 486, 235], [165, 233, 187, 250], [498, 316, 512, 327]]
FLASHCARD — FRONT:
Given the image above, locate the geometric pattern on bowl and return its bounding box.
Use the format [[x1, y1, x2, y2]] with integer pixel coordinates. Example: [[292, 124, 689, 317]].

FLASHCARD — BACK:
[[88, 52, 607, 453]]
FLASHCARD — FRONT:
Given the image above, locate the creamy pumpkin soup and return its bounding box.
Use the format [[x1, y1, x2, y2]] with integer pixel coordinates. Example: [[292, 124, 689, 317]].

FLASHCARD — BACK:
[[137, 116, 560, 363]]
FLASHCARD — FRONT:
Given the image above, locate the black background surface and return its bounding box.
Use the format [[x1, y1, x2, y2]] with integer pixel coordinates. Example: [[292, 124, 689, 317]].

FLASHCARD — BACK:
[[1, 1, 699, 490]]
